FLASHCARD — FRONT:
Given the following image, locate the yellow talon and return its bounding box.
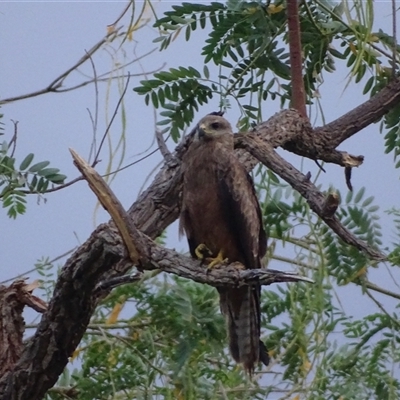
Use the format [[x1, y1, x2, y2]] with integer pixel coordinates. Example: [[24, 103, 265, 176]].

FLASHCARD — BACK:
[[207, 249, 228, 270], [195, 243, 212, 260]]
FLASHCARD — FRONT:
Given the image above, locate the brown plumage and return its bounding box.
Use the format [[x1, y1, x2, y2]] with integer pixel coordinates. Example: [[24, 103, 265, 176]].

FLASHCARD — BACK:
[[179, 114, 269, 374]]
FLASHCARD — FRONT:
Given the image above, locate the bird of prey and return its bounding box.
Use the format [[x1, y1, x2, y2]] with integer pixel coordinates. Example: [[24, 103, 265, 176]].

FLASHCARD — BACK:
[[179, 114, 269, 374]]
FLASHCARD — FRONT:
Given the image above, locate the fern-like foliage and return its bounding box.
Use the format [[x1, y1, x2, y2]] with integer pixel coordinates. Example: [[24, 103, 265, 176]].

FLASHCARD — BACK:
[[0, 141, 66, 218], [134, 67, 212, 141], [135, 0, 395, 142], [322, 187, 381, 285]]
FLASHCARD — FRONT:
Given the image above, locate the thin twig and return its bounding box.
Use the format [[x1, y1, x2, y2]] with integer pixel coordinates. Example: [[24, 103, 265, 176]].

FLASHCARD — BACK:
[[19, 176, 83, 195], [108, 1, 132, 27], [86, 50, 99, 165], [0, 248, 75, 285], [364, 279, 400, 301], [101, 148, 159, 178], [8, 121, 19, 157], [92, 73, 131, 167], [364, 287, 400, 330], [96, 271, 142, 291], [155, 129, 175, 165], [0, 28, 123, 105], [392, 0, 398, 76]]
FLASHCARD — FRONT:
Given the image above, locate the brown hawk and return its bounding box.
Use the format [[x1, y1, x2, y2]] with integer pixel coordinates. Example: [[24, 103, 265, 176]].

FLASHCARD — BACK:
[[179, 114, 269, 374]]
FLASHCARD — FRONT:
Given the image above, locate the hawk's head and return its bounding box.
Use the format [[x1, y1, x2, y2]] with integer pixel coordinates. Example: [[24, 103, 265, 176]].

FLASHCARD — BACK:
[[195, 115, 233, 142]]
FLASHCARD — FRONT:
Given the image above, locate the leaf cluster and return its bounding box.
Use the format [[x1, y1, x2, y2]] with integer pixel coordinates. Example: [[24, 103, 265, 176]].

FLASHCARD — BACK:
[[0, 141, 66, 218], [134, 0, 398, 140], [323, 187, 381, 285], [50, 275, 268, 400]]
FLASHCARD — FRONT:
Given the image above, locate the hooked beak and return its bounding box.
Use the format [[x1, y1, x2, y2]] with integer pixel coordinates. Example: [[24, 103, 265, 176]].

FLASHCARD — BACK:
[[197, 124, 207, 139], [197, 125, 206, 139]]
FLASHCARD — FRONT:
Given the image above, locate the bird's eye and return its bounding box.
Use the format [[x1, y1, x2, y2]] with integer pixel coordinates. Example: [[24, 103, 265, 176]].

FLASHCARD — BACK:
[[211, 122, 220, 130]]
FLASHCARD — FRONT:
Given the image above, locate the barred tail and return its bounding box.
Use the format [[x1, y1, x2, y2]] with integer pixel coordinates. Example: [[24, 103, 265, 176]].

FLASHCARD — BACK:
[[219, 285, 269, 374]]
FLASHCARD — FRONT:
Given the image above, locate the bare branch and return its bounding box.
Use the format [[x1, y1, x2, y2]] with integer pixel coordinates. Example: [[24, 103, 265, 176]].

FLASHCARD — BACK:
[[235, 133, 385, 261], [92, 73, 131, 166], [0, 28, 124, 105], [316, 76, 400, 147], [155, 129, 175, 166], [97, 264, 313, 292], [70, 148, 142, 264], [252, 108, 364, 168], [107, 1, 131, 28], [9, 121, 19, 157], [96, 271, 143, 291], [0, 31, 163, 106]]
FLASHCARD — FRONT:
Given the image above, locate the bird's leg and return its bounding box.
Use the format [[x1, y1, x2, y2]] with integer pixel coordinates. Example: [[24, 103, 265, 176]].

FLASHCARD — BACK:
[[195, 243, 212, 260], [195, 245, 228, 269], [207, 249, 228, 270]]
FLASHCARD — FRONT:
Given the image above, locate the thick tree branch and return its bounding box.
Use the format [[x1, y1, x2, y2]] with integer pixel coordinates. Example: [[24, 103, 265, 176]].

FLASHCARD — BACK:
[[315, 77, 400, 148], [0, 225, 123, 399], [235, 134, 385, 261], [0, 281, 46, 377]]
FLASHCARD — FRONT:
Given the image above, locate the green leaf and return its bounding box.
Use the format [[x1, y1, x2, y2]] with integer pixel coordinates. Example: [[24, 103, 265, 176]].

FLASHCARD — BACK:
[[38, 168, 60, 177], [156, 119, 171, 126], [152, 36, 165, 43], [170, 15, 189, 24], [362, 196, 374, 207], [329, 48, 346, 59], [30, 175, 38, 190], [363, 76, 374, 95], [19, 153, 34, 171], [188, 66, 201, 78], [37, 177, 46, 192], [199, 11, 206, 29], [29, 161, 50, 173], [133, 86, 151, 94], [354, 187, 365, 204], [158, 88, 165, 106], [220, 60, 233, 68], [145, 79, 164, 88], [1, 141, 8, 153], [48, 174, 66, 184], [151, 91, 159, 108], [203, 65, 210, 79]]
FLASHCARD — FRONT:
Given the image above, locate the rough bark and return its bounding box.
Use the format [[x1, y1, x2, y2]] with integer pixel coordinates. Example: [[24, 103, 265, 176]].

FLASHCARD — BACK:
[[0, 281, 46, 378], [1, 75, 399, 399], [287, 0, 307, 117]]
